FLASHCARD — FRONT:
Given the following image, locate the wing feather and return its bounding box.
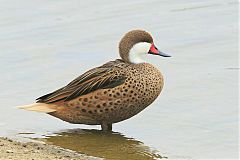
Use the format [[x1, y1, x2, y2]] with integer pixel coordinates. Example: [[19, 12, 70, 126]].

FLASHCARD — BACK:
[[36, 59, 128, 103]]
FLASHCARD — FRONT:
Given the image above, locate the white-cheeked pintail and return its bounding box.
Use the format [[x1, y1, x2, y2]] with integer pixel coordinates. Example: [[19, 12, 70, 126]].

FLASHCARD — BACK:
[[19, 29, 171, 131]]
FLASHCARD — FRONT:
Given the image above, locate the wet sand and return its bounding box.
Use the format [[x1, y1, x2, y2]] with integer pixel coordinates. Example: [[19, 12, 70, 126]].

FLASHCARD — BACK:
[[0, 137, 92, 160]]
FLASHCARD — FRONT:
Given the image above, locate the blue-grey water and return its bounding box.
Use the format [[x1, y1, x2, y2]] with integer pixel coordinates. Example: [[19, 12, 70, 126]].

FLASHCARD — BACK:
[[0, 0, 238, 159]]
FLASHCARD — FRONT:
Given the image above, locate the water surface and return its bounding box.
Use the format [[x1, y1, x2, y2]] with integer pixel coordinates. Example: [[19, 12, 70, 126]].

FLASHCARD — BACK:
[[0, 0, 238, 159], [37, 129, 165, 160]]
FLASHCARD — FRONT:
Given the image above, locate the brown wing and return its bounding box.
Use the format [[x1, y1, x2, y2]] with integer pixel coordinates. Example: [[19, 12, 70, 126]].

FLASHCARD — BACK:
[[36, 59, 128, 103]]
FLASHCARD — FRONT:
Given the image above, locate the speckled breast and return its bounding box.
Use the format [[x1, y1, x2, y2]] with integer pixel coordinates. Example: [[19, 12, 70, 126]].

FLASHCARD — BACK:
[[112, 63, 164, 122]]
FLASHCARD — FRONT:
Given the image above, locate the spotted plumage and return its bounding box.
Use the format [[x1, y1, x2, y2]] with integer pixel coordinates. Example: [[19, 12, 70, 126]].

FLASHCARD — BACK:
[[18, 29, 170, 131]]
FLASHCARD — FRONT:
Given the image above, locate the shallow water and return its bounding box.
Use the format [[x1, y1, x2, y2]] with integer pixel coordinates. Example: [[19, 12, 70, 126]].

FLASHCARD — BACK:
[[0, 0, 238, 159], [38, 129, 165, 160]]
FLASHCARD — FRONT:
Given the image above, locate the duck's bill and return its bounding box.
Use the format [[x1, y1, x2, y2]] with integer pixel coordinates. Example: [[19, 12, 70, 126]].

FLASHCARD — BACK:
[[148, 44, 171, 57], [148, 50, 171, 57], [158, 51, 171, 57]]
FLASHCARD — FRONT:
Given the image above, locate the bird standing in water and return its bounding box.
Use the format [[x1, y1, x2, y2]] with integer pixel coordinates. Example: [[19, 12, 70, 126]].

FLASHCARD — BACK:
[[19, 30, 171, 131]]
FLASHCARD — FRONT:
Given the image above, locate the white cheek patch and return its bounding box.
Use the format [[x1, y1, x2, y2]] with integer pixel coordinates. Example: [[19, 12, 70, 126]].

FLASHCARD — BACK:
[[129, 42, 151, 64]]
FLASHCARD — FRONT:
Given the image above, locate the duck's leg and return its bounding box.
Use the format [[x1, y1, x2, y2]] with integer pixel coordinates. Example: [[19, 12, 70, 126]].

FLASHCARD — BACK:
[[101, 122, 112, 131]]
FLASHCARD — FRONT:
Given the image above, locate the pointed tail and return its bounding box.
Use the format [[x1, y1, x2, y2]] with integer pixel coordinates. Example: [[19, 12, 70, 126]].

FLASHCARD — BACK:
[[17, 103, 56, 113]]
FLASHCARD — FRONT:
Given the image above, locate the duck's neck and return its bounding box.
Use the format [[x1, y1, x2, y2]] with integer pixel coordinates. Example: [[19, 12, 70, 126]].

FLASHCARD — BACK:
[[127, 42, 151, 64]]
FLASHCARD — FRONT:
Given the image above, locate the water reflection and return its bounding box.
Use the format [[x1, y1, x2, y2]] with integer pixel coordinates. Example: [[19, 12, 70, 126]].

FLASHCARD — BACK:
[[41, 129, 166, 160]]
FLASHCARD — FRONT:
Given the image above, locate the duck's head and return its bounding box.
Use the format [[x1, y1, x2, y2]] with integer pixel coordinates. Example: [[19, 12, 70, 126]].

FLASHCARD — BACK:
[[119, 29, 171, 64]]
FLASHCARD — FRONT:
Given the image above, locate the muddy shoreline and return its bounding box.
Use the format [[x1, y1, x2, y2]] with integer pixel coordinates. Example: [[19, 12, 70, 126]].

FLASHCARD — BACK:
[[0, 137, 94, 160]]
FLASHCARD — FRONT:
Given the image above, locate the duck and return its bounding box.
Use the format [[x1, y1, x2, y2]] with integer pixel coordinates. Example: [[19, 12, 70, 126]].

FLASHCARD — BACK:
[[18, 29, 171, 131]]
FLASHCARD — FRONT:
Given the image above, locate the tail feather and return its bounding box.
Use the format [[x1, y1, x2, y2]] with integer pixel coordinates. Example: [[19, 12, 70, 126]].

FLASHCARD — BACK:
[[17, 103, 56, 113]]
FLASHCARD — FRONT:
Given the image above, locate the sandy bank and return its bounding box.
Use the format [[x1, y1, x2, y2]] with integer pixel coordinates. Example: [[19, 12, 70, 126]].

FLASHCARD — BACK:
[[0, 137, 94, 160]]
